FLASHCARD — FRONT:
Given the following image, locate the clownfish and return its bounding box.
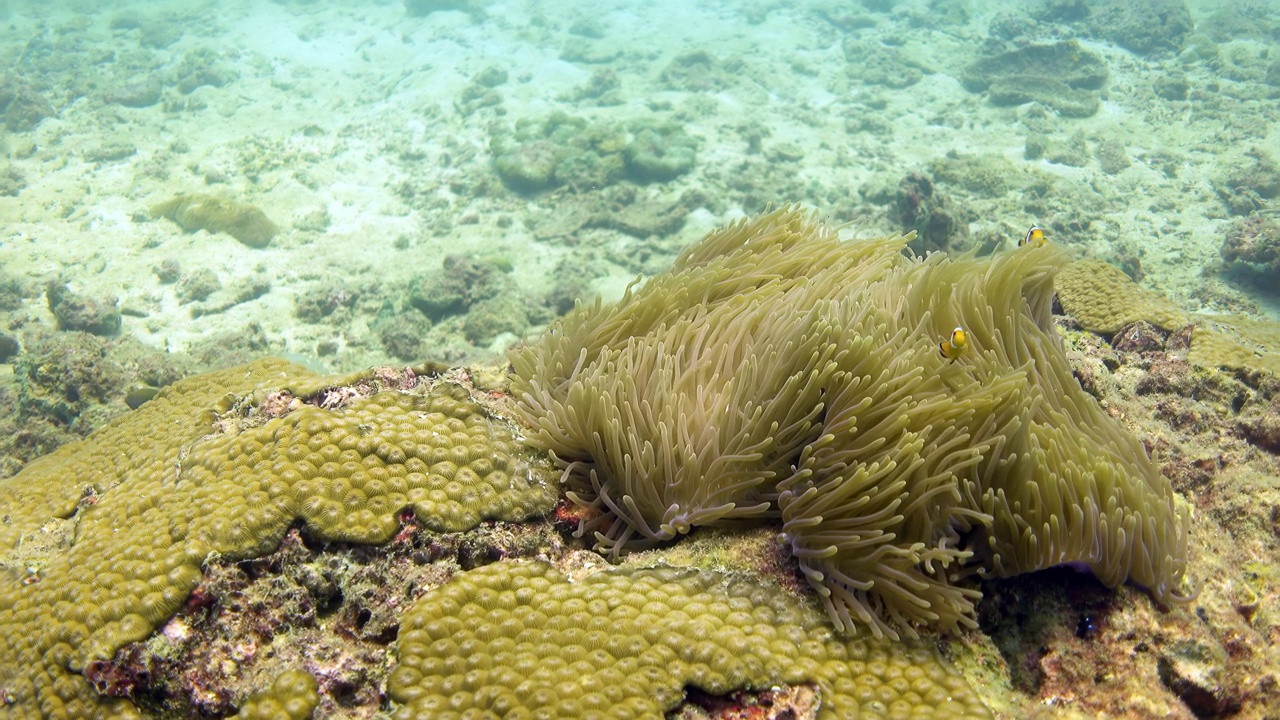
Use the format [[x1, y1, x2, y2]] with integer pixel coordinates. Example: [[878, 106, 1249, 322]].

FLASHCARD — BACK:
[[1019, 225, 1046, 247], [939, 326, 967, 360]]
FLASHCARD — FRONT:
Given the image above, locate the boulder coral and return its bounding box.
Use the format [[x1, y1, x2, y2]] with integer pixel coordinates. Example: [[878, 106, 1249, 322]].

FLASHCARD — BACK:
[[151, 193, 278, 249], [390, 560, 990, 719], [0, 359, 554, 717], [511, 206, 1194, 640]]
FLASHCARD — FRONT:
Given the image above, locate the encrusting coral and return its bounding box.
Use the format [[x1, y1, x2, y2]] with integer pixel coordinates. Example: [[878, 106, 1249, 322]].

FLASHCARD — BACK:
[[511, 206, 1194, 640], [0, 358, 554, 718], [389, 560, 991, 719], [1055, 258, 1188, 333]]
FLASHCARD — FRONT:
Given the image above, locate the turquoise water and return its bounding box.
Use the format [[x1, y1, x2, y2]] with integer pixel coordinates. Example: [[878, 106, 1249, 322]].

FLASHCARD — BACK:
[[2, 0, 1275, 376]]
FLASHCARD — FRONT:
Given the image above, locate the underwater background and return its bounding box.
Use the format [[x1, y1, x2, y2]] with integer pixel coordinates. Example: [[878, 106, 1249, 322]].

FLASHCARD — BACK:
[[1, 0, 1280, 718]]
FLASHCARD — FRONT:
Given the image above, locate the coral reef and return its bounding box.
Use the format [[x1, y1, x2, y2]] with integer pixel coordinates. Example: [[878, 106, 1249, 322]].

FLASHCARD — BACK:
[[0, 358, 554, 717], [390, 560, 990, 719], [511, 207, 1193, 640], [1188, 316, 1280, 377], [1055, 259, 1188, 333], [151, 194, 279, 249]]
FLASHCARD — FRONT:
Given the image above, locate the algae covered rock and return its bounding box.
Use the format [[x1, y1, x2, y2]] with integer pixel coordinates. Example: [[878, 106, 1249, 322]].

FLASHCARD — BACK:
[[0, 74, 55, 131], [490, 112, 695, 192], [1188, 316, 1280, 377], [986, 76, 1100, 117], [14, 329, 127, 429], [405, 0, 481, 17], [490, 112, 629, 193], [492, 139, 561, 192], [1090, 0, 1192, 55], [624, 119, 698, 182], [152, 193, 279, 248], [1221, 215, 1280, 279], [960, 41, 1107, 116], [0, 358, 555, 718], [45, 280, 121, 336]]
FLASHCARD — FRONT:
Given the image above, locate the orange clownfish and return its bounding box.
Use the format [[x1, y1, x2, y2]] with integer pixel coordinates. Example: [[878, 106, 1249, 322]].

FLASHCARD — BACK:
[[939, 326, 968, 360], [1019, 225, 1046, 247]]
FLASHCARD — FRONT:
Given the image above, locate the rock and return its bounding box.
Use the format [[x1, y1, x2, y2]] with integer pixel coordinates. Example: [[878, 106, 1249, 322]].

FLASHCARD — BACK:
[[0, 74, 54, 131], [960, 41, 1108, 93], [1111, 321, 1166, 353], [1157, 643, 1243, 717], [45, 281, 121, 336], [987, 76, 1101, 117], [104, 77, 162, 108], [625, 121, 698, 182], [0, 333, 18, 363], [1090, 0, 1192, 55]]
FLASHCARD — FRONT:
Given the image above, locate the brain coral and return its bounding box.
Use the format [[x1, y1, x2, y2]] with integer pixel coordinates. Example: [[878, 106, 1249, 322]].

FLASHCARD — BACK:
[[511, 206, 1194, 639], [389, 559, 990, 719], [0, 358, 554, 718]]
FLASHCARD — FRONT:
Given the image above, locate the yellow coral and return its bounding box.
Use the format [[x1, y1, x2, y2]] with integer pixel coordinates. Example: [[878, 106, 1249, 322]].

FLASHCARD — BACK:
[[1188, 315, 1280, 376], [390, 560, 991, 719], [0, 358, 554, 718], [1055, 258, 1188, 332], [151, 193, 278, 248], [234, 670, 318, 720]]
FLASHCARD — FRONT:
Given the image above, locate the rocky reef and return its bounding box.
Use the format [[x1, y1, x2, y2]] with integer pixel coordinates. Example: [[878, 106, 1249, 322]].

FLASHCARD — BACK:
[[1, 211, 1279, 719]]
